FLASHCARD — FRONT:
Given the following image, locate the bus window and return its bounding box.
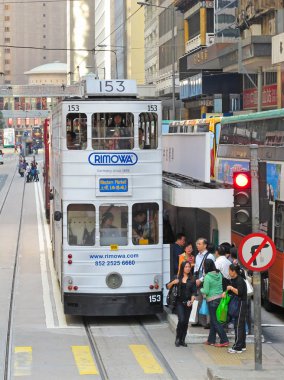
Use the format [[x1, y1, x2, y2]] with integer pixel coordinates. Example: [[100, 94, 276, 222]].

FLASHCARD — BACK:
[[139, 113, 158, 149], [99, 205, 128, 246], [66, 113, 87, 150], [275, 201, 284, 252], [132, 203, 159, 245], [67, 204, 95, 246], [196, 123, 209, 132], [92, 113, 134, 150]]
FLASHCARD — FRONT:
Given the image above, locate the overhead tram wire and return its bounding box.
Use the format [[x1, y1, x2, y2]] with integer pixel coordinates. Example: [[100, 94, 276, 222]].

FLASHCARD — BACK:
[[3, 0, 82, 4], [0, 44, 93, 52]]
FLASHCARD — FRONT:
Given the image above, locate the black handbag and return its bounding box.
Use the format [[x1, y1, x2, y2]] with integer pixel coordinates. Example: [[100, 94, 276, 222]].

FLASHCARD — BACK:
[[166, 284, 178, 307]]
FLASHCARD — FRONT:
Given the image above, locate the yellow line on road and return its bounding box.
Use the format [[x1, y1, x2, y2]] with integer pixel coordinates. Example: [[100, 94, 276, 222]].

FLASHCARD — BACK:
[[14, 346, 32, 377], [71, 346, 98, 375], [129, 344, 163, 374]]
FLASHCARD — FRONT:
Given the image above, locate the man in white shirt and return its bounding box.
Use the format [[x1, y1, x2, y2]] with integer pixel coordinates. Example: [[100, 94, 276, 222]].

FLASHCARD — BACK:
[[195, 238, 215, 287], [193, 238, 215, 327], [215, 245, 231, 283]]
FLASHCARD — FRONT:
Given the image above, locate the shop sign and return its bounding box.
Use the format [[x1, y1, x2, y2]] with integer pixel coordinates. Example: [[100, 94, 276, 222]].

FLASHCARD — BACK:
[[243, 84, 277, 109]]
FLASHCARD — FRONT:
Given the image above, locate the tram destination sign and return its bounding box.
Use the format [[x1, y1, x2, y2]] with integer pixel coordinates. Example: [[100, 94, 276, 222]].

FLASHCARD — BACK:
[[85, 78, 137, 96], [99, 178, 128, 193]]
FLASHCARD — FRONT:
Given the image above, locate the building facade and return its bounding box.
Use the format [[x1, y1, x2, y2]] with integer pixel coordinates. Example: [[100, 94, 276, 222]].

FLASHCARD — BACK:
[[0, 1, 67, 85], [177, 0, 242, 118], [67, 0, 95, 83]]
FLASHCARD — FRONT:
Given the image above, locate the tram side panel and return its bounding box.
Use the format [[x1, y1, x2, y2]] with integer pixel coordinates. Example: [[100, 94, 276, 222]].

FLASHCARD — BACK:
[[60, 155, 163, 315]]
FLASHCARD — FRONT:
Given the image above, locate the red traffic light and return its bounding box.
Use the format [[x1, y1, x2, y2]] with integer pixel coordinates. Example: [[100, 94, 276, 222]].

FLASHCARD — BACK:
[[233, 171, 251, 189]]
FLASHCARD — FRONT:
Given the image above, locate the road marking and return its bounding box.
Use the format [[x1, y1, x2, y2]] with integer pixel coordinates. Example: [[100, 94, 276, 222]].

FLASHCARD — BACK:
[[14, 347, 32, 377], [36, 181, 67, 328], [129, 344, 163, 374], [34, 181, 55, 328], [71, 346, 99, 375]]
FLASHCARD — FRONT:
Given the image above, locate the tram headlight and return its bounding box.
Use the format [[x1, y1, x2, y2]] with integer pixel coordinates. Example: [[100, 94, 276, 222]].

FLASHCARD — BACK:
[[106, 272, 123, 289]]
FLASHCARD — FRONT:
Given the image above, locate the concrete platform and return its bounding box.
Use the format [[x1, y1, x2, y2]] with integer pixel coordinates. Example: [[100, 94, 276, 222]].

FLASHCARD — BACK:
[[165, 307, 256, 344]]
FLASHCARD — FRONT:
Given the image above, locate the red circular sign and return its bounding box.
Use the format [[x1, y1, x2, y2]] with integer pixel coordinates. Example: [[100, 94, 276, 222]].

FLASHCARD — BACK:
[[238, 233, 277, 272]]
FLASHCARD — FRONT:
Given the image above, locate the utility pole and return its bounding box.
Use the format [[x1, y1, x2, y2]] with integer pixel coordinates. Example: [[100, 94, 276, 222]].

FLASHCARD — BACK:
[[257, 67, 263, 112], [250, 144, 262, 370], [171, 4, 176, 120]]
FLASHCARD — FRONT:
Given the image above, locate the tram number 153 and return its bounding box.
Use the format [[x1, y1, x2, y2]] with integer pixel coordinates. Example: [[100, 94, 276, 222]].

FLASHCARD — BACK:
[[149, 294, 161, 303]]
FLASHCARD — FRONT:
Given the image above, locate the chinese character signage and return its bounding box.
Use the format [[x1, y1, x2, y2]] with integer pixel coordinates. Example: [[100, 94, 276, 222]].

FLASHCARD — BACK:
[[99, 178, 128, 193]]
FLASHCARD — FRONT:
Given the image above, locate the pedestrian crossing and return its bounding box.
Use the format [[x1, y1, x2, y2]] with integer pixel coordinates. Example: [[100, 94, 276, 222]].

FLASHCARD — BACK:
[[13, 344, 164, 377]]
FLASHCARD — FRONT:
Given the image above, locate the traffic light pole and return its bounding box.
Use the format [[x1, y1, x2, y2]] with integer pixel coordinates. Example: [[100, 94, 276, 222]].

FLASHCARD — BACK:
[[250, 144, 262, 370]]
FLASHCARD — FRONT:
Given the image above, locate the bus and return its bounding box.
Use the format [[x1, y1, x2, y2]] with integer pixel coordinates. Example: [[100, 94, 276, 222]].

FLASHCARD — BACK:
[[217, 109, 284, 310], [3, 128, 15, 148], [47, 77, 163, 316], [167, 117, 222, 178]]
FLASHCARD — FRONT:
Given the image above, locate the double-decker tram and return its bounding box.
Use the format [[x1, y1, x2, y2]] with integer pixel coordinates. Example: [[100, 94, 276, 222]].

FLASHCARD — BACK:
[[167, 116, 221, 178], [217, 109, 284, 310], [48, 77, 163, 316]]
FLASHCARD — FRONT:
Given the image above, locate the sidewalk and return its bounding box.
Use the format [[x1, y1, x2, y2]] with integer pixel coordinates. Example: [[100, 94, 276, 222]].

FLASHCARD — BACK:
[[165, 307, 284, 379]]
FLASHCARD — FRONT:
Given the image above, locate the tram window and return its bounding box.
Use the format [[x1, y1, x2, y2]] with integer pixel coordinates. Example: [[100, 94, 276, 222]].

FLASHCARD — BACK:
[[66, 113, 87, 150], [67, 204, 96, 246], [132, 203, 159, 245], [139, 113, 158, 149], [92, 113, 134, 150], [99, 205, 128, 246]]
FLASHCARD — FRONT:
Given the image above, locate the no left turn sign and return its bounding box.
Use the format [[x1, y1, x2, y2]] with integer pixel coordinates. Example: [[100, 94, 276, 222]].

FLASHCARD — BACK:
[[238, 233, 277, 272]]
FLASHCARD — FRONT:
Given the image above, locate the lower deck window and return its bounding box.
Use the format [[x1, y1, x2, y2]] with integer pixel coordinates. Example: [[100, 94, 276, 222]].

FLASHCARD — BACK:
[[67, 204, 95, 246], [100, 205, 128, 246], [132, 203, 159, 245]]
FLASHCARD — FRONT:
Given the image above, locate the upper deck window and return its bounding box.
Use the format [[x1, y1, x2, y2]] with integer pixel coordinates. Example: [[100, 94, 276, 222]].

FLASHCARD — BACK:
[[139, 113, 158, 149], [220, 118, 284, 147], [66, 113, 87, 150], [92, 113, 134, 150]]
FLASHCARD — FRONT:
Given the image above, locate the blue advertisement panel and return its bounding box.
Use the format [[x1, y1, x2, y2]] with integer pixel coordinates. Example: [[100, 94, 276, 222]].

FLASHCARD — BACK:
[[217, 159, 249, 184], [266, 163, 281, 201], [99, 178, 128, 193]]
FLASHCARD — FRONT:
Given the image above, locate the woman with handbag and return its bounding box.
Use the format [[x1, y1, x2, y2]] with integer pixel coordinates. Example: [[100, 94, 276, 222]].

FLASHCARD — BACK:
[[201, 259, 229, 347], [167, 261, 196, 347], [226, 264, 247, 354]]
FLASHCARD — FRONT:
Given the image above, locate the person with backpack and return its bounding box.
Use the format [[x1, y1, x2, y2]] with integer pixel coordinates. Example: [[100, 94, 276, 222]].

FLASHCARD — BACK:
[[167, 261, 196, 347], [201, 259, 229, 347], [226, 264, 247, 354]]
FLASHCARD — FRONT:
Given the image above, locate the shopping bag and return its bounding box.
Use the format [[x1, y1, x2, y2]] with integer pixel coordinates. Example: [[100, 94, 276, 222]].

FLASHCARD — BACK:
[[245, 277, 253, 296], [199, 299, 209, 315], [228, 295, 240, 318], [216, 292, 230, 323], [166, 285, 178, 307], [189, 300, 199, 323]]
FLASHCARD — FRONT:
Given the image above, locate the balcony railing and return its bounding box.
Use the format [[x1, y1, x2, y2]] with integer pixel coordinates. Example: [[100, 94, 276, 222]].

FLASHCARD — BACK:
[[185, 33, 215, 54]]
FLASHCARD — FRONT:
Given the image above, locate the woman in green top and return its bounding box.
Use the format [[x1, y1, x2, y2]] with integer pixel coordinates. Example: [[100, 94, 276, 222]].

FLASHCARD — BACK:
[[201, 259, 229, 347]]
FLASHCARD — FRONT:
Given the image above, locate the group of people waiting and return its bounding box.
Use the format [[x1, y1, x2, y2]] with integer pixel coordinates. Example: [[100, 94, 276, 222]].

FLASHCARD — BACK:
[[167, 234, 248, 354], [18, 155, 39, 182]]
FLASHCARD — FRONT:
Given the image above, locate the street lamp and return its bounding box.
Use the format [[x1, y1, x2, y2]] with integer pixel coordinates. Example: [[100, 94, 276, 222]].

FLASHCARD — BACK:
[[137, 1, 176, 119], [98, 44, 118, 79]]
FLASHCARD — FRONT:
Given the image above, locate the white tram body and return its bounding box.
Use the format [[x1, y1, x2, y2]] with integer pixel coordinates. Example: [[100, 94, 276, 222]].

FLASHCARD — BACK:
[[50, 78, 163, 315]]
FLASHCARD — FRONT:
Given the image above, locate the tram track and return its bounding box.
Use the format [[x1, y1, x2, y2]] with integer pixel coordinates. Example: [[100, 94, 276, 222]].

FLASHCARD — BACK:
[[2, 169, 26, 380], [0, 163, 18, 215], [83, 316, 178, 380]]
